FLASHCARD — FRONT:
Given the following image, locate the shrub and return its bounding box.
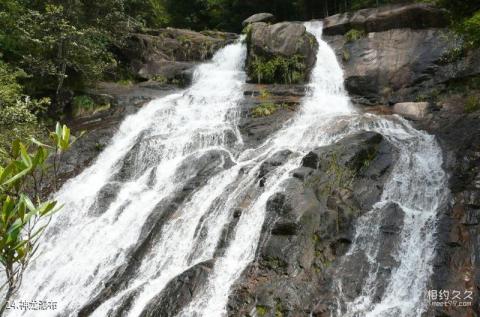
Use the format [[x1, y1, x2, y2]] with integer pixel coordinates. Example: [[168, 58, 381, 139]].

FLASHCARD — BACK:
[[345, 28, 366, 43], [251, 103, 278, 117], [249, 55, 306, 84], [251, 103, 289, 117], [460, 10, 480, 48], [465, 95, 480, 113], [73, 96, 90, 117]]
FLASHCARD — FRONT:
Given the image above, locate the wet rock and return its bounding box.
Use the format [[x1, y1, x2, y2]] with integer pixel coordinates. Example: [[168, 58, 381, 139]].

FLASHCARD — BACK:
[[245, 22, 318, 84], [239, 84, 305, 148], [393, 102, 430, 120], [259, 150, 293, 179], [323, 3, 448, 36], [120, 28, 237, 81], [78, 149, 234, 316], [139, 260, 214, 317], [326, 28, 480, 106], [242, 13, 275, 27], [227, 132, 399, 316]]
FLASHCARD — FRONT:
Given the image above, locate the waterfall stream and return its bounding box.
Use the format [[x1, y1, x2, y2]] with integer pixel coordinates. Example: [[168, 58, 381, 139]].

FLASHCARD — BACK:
[[11, 21, 447, 317]]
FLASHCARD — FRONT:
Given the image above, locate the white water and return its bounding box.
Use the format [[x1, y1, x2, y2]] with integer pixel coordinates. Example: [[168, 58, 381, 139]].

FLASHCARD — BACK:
[[11, 21, 447, 317]]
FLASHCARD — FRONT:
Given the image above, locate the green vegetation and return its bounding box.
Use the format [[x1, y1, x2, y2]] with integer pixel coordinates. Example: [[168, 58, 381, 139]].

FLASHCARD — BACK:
[[251, 103, 290, 117], [465, 96, 480, 113], [0, 123, 77, 313], [256, 305, 269, 316], [249, 55, 306, 84], [345, 28, 366, 43]]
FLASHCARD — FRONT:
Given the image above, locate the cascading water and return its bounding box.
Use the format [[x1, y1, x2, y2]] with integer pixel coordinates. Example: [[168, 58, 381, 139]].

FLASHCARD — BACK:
[[10, 20, 447, 317], [12, 38, 247, 317]]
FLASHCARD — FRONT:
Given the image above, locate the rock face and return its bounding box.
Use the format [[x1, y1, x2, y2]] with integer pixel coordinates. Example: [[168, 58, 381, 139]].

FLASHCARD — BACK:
[[323, 4, 480, 315], [227, 132, 398, 316], [242, 13, 275, 27], [420, 109, 480, 317], [139, 260, 214, 317], [239, 84, 306, 148], [393, 101, 430, 120], [245, 22, 318, 84], [323, 3, 448, 36], [120, 28, 238, 81], [327, 28, 480, 106]]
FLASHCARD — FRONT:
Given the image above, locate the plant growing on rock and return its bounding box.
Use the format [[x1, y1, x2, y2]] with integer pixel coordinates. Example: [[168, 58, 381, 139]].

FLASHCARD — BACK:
[[0, 123, 78, 314], [345, 28, 366, 43], [249, 55, 306, 84]]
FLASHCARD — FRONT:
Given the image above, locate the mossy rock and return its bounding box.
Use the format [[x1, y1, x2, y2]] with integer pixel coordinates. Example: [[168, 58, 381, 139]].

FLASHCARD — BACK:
[[246, 22, 318, 84]]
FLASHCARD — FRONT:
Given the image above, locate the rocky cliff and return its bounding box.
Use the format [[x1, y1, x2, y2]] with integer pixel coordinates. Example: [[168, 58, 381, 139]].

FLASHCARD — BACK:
[[57, 4, 479, 317]]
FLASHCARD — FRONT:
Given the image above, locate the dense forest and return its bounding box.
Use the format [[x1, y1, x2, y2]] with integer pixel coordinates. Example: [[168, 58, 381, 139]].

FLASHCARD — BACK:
[[0, 0, 479, 161]]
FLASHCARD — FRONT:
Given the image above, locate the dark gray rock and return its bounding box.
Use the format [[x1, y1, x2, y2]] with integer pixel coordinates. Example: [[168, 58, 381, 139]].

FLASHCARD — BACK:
[[245, 22, 318, 84], [77, 149, 235, 316], [139, 260, 214, 317], [120, 28, 238, 81], [323, 3, 448, 36], [327, 28, 480, 106], [242, 13, 275, 27], [227, 131, 398, 316]]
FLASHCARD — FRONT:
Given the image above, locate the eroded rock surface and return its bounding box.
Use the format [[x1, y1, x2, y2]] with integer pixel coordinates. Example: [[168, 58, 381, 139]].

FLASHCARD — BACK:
[[227, 132, 398, 316], [245, 22, 318, 84], [323, 3, 448, 36], [121, 28, 238, 81]]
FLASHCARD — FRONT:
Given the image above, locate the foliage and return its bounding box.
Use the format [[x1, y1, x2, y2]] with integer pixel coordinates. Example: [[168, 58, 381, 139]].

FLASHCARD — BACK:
[[345, 28, 366, 43], [249, 55, 306, 84], [0, 122, 78, 314], [0, 61, 25, 108], [252, 103, 278, 117], [251, 103, 289, 117], [465, 95, 480, 113], [459, 11, 480, 48]]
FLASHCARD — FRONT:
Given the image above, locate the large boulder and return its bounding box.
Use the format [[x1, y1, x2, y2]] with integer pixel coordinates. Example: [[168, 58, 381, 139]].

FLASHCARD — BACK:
[[393, 101, 430, 120], [326, 28, 480, 106], [245, 22, 318, 84], [242, 13, 275, 27], [323, 3, 448, 36], [227, 131, 399, 316]]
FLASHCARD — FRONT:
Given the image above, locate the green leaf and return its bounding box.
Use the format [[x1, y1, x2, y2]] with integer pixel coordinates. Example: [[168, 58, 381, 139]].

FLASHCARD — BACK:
[[0, 163, 15, 185], [21, 194, 36, 213], [60, 124, 71, 150], [2, 167, 31, 186], [31, 137, 54, 149], [39, 200, 59, 216], [11, 139, 21, 159], [19, 143, 32, 168], [55, 122, 61, 138]]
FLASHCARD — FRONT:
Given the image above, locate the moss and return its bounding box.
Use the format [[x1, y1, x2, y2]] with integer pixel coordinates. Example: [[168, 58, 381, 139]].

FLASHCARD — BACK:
[[117, 79, 134, 86], [342, 48, 350, 62], [465, 95, 480, 113], [274, 301, 284, 317], [259, 88, 271, 100], [152, 74, 169, 84], [345, 28, 366, 43], [264, 256, 287, 270], [249, 55, 306, 84], [72, 95, 110, 118], [256, 305, 269, 317], [251, 103, 289, 117]]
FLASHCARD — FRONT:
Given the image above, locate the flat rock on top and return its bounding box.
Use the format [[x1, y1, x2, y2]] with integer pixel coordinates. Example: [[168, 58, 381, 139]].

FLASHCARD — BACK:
[[242, 12, 275, 27], [323, 3, 448, 35]]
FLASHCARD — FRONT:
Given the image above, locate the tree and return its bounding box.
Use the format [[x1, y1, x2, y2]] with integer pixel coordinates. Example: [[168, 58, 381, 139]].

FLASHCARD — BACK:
[[0, 123, 79, 314]]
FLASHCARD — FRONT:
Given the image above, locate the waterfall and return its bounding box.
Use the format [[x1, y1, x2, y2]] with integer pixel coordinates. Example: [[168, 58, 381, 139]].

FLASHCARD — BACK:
[[11, 21, 447, 317]]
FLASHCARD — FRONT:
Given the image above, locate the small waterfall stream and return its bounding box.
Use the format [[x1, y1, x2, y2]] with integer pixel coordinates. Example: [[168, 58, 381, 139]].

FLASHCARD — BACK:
[[11, 21, 447, 317]]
